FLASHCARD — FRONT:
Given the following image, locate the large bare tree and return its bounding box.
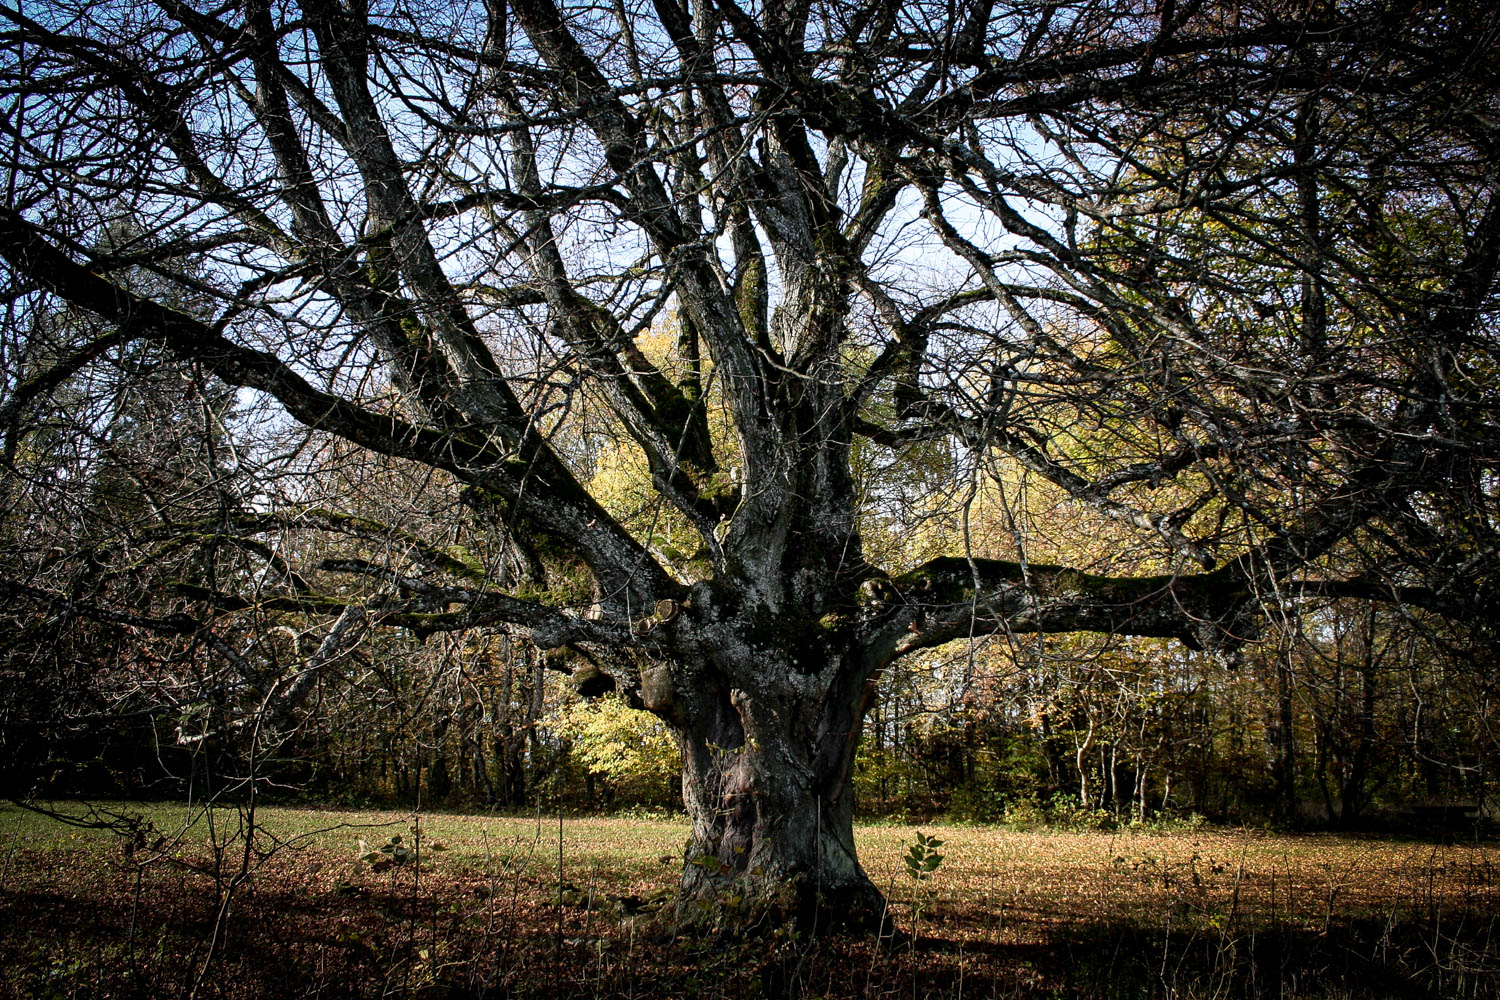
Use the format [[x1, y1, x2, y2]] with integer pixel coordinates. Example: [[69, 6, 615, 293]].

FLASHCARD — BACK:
[[1, 0, 1496, 925]]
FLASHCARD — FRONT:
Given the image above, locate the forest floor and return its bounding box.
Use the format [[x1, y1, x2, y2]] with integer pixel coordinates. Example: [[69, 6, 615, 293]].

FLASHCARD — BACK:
[[0, 802, 1496, 999]]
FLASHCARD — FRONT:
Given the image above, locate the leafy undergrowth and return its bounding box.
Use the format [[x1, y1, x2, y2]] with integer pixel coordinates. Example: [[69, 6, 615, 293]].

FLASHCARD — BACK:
[[1, 803, 1497, 999]]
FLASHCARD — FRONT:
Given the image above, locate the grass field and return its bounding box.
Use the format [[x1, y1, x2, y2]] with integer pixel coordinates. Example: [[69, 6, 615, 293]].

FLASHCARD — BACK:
[[1, 801, 1496, 998]]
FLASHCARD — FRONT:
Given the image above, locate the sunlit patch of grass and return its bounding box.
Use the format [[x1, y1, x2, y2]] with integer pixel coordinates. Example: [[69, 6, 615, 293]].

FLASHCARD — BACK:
[[861, 824, 1500, 940]]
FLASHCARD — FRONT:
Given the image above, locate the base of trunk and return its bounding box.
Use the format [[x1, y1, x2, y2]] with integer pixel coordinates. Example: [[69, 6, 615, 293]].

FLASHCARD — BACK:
[[674, 866, 889, 937]]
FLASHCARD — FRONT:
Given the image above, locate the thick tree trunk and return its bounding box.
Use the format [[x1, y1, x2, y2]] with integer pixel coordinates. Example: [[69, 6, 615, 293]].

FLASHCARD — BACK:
[[652, 643, 886, 934]]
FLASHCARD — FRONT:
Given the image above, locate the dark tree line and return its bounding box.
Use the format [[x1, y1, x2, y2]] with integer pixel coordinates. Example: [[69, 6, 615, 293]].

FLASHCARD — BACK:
[[1, 0, 1497, 928]]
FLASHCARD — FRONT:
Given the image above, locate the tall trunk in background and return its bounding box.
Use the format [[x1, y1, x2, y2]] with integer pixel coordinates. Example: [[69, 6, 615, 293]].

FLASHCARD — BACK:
[[1339, 657, 1380, 825], [1273, 657, 1298, 822]]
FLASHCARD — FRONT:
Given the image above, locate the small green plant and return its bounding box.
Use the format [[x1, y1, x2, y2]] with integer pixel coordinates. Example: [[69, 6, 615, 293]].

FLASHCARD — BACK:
[[358, 833, 413, 872], [901, 831, 945, 945], [356, 831, 446, 872], [902, 830, 945, 881], [357, 818, 450, 874]]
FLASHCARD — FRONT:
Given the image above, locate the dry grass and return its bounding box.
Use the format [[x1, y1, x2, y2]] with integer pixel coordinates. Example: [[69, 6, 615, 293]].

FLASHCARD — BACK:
[[1, 803, 1496, 998]]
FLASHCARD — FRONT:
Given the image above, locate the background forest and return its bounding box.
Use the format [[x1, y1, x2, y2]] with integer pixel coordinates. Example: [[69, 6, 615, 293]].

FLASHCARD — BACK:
[[4, 371, 1491, 829]]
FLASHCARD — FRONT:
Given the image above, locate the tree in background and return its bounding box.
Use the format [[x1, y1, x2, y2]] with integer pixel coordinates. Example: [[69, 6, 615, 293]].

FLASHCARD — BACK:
[[1, 0, 1497, 928], [0, 221, 251, 796]]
